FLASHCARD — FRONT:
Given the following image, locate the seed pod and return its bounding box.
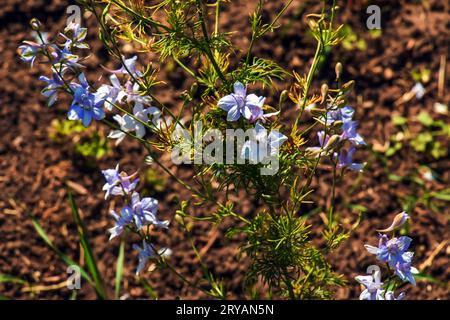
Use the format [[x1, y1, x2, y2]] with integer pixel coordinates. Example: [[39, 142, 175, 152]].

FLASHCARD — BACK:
[[335, 62, 343, 79], [342, 80, 355, 93], [320, 83, 329, 104], [279, 90, 289, 105]]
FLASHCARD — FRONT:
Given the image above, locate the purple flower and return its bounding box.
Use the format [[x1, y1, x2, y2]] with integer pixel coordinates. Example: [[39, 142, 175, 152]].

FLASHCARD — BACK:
[[61, 22, 89, 49], [218, 82, 269, 122], [383, 291, 406, 300], [394, 259, 419, 286], [18, 41, 42, 67], [108, 206, 134, 240], [133, 241, 171, 275], [355, 270, 384, 300], [109, 56, 142, 78], [101, 164, 139, 199], [337, 146, 365, 172], [96, 74, 123, 108], [67, 74, 105, 127], [326, 106, 355, 124], [341, 120, 366, 146], [365, 235, 413, 267], [130, 192, 169, 230], [240, 122, 288, 163], [39, 72, 66, 106], [51, 45, 83, 72]]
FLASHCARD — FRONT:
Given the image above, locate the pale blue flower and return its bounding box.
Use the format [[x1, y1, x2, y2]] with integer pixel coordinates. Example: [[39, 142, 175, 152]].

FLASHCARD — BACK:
[[325, 106, 355, 124], [133, 241, 171, 275], [38, 72, 66, 106], [341, 120, 366, 146], [108, 104, 161, 144], [218, 82, 270, 122], [61, 22, 89, 49], [108, 206, 134, 240], [337, 146, 365, 172], [51, 45, 83, 72], [109, 56, 142, 78], [382, 291, 406, 300], [240, 122, 287, 163], [394, 259, 419, 286], [130, 192, 169, 230], [365, 235, 412, 267], [102, 164, 139, 199], [18, 41, 42, 67], [96, 74, 124, 108], [355, 270, 384, 300]]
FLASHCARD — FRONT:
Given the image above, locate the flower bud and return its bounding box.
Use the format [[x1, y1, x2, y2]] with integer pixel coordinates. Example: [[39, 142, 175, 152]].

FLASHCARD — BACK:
[[30, 18, 42, 31], [279, 90, 288, 106], [320, 83, 329, 104], [335, 62, 343, 79], [342, 80, 355, 93], [377, 211, 410, 233]]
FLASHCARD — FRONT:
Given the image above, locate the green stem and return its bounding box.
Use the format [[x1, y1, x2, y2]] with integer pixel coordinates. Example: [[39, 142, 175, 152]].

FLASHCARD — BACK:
[[195, 0, 227, 83]]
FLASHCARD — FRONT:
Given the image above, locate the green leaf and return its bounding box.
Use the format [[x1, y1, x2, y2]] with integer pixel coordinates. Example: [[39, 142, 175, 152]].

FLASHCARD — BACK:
[[68, 192, 107, 299], [416, 111, 433, 127], [392, 115, 407, 126], [0, 274, 27, 285], [115, 240, 125, 299], [31, 219, 93, 285], [139, 278, 158, 300]]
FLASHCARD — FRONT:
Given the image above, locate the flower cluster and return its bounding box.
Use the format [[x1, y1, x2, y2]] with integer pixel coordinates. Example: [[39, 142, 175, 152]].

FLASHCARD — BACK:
[[308, 106, 366, 172], [102, 164, 170, 275], [18, 22, 163, 135], [218, 82, 287, 165], [356, 211, 419, 300]]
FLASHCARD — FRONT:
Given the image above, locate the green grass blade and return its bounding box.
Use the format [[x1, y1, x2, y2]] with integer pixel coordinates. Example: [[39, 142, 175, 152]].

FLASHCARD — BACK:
[[115, 240, 125, 299], [139, 278, 158, 300], [68, 192, 107, 299], [31, 219, 93, 286], [0, 274, 27, 285]]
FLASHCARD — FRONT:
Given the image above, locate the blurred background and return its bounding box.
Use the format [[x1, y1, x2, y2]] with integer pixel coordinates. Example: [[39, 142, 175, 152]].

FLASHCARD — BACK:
[[0, 0, 448, 299]]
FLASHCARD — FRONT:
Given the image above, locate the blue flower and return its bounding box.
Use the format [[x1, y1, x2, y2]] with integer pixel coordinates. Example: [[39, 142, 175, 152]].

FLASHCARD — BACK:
[[218, 82, 269, 122], [382, 291, 406, 300], [240, 122, 288, 163], [130, 192, 169, 230], [102, 164, 139, 199], [365, 235, 413, 267], [355, 270, 384, 300], [61, 22, 89, 49], [109, 56, 142, 78], [96, 74, 124, 108], [51, 45, 83, 72], [108, 206, 134, 240], [325, 105, 355, 124], [394, 258, 419, 286], [18, 41, 42, 67], [133, 241, 171, 275], [337, 146, 365, 172], [38, 72, 66, 106], [67, 74, 105, 127], [341, 120, 366, 146]]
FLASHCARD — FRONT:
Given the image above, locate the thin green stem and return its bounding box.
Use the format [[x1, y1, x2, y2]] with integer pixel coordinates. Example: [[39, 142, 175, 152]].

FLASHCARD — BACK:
[[195, 0, 227, 83]]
